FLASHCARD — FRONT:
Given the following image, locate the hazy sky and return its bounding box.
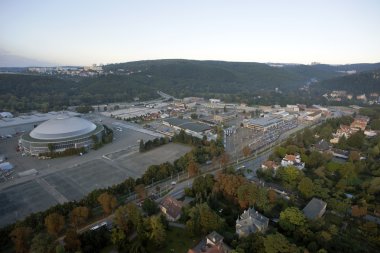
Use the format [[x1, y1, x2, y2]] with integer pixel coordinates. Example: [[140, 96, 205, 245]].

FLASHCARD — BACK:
[[1, 0, 380, 66]]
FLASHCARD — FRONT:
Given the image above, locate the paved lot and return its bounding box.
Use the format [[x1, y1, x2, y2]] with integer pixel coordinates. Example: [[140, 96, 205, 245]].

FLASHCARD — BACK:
[[115, 143, 192, 178], [0, 134, 191, 227], [0, 180, 58, 227]]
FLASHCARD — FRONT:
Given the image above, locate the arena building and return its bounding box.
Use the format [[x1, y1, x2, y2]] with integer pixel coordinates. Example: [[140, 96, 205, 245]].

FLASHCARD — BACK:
[[20, 115, 104, 156]]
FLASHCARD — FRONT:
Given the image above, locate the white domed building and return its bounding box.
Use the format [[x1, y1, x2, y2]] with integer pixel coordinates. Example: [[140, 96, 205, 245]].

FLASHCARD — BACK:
[[20, 115, 104, 156]]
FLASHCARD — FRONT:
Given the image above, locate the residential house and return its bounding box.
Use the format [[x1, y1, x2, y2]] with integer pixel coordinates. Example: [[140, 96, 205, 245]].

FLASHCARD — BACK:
[[350, 116, 370, 131], [236, 207, 269, 238], [314, 139, 331, 153], [281, 154, 305, 170], [331, 148, 349, 159], [303, 198, 327, 219], [159, 196, 183, 221], [261, 160, 279, 171], [188, 231, 232, 253]]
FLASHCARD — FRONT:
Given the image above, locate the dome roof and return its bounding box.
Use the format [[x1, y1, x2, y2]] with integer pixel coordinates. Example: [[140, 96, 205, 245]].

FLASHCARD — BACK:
[[30, 115, 97, 140]]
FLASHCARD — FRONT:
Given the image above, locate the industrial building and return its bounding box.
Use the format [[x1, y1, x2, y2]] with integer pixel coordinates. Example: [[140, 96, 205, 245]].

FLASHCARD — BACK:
[[244, 116, 284, 131], [20, 115, 104, 156], [163, 118, 212, 139]]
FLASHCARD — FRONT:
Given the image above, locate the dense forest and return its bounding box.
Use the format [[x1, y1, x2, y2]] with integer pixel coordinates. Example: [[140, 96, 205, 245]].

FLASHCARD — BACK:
[[1, 60, 379, 113]]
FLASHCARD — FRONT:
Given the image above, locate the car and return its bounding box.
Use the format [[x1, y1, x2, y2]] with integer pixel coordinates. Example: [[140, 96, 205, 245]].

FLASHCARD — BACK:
[[171, 181, 177, 186]]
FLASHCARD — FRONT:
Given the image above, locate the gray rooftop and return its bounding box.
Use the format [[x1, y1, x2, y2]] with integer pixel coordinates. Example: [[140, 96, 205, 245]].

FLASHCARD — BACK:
[[247, 116, 282, 127], [165, 118, 211, 133], [303, 198, 327, 219], [0, 111, 80, 128]]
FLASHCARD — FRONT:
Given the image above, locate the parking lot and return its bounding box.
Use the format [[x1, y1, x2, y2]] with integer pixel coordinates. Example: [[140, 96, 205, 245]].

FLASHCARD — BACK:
[[0, 116, 192, 227]]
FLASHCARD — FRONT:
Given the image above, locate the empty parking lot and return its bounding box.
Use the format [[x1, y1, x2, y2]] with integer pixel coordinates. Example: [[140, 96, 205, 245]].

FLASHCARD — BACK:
[[0, 141, 191, 227]]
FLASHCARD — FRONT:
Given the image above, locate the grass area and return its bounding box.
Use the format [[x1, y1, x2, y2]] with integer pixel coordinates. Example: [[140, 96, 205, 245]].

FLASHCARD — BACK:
[[148, 227, 201, 253]]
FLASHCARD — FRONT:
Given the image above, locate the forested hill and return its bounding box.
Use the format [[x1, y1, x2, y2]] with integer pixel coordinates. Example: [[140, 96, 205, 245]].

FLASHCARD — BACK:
[[104, 59, 341, 94], [1, 59, 380, 112], [314, 69, 380, 94]]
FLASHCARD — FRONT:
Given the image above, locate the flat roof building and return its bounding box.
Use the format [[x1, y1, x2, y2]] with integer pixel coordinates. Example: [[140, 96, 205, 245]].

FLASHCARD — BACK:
[[244, 116, 284, 131], [0, 111, 80, 136]]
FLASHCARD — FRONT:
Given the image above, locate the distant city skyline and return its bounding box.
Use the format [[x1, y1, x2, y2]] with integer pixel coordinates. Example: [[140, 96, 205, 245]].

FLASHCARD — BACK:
[[1, 0, 380, 67]]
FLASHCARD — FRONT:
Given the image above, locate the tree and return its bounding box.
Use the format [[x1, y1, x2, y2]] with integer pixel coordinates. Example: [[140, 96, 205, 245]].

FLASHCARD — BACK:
[[187, 159, 200, 177], [319, 124, 333, 140], [126, 203, 143, 228], [297, 178, 315, 199], [263, 233, 298, 253], [306, 151, 324, 169], [347, 131, 365, 149], [129, 239, 147, 253], [220, 152, 230, 168], [268, 189, 277, 204], [135, 184, 147, 200], [111, 228, 128, 251], [370, 119, 380, 130], [149, 216, 166, 247], [45, 213, 65, 237], [55, 245, 66, 253], [139, 139, 145, 152], [70, 206, 89, 228], [186, 203, 225, 235], [9, 226, 32, 253], [113, 205, 129, 233], [142, 198, 159, 215], [276, 166, 301, 188], [279, 207, 306, 232], [30, 233, 55, 253], [242, 146, 251, 157], [237, 183, 258, 208], [97, 192, 117, 215], [64, 229, 81, 252], [348, 150, 360, 162]]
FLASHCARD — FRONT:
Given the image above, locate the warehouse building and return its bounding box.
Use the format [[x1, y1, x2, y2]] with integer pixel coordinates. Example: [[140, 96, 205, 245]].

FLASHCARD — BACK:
[[163, 118, 212, 139], [0, 111, 80, 136]]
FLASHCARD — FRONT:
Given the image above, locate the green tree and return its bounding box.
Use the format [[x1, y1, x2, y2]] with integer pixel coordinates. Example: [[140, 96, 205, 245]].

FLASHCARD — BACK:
[[264, 233, 298, 253], [279, 207, 306, 232], [306, 151, 324, 169], [276, 166, 301, 188], [370, 119, 380, 130], [149, 216, 166, 248], [30, 233, 55, 253], [114, 205, 130, 233], [319, 124, 333, 140], [186, 203, 225, 235], [126, 203, 143, 228], [297, 178, 315, 199], [347, 131, 365, 149], [142, 198, 159, 216], [111, 228, 128, 250]]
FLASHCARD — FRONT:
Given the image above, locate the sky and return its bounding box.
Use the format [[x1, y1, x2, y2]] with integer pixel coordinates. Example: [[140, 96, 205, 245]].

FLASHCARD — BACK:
[[1, 0, 380, 66]]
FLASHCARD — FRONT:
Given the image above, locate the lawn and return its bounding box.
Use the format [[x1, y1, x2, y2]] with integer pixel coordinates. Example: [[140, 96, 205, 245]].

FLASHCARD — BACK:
[[149, 226, 201, 253]]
